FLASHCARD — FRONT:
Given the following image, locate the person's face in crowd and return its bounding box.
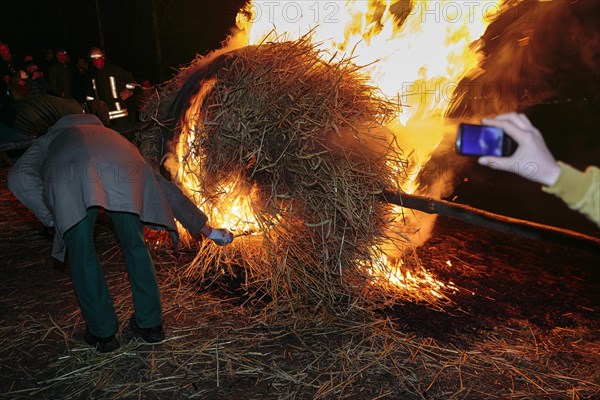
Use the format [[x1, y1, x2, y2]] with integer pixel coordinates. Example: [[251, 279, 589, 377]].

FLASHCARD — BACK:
[[56, 51, 69, 64], [76, 58, 89, 71], [91, 57, 105, 69], [26, 63, 38, 75], [90, 52, 105, 70], [0, 43, 11, 60]]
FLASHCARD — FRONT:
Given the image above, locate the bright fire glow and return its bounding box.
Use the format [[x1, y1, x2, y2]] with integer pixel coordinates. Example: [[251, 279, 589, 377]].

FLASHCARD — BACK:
[[364, 252, 448, 300], [172, 77, 259, 233], [176, 0, 501, 298], [237, 0, 500, 193]]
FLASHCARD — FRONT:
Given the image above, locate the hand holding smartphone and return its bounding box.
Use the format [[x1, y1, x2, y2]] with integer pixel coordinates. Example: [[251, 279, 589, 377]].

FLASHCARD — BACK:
[[456, 123, 517, 157], [456, 113, 562, 187]]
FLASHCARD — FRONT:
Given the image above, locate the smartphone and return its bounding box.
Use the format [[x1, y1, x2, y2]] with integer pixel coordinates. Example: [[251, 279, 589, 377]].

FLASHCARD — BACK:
[[456, 123, 517, 157]]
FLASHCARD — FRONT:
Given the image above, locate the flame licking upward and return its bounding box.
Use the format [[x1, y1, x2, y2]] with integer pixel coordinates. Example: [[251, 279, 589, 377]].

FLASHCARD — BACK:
[[174, 77, 260, 234], [176, 0, 501, 299], [237, 0, 500, 193]]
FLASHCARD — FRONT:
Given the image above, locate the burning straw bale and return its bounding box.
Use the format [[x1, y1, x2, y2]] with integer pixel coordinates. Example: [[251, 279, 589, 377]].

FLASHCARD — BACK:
[[140, 37, 413, 314]]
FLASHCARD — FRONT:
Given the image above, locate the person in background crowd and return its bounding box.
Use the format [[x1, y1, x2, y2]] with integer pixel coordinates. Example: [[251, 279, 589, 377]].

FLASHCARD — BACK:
[[49, 48, 77, 99], [7, 70, 30, 101], [0, 41, 22, 105], [87, 47, 137, 125], [73, 57, 90, 103], [38, 48, 55, 76], [478, 112, 599, 226], [24, 60, 49, 97], [7, 114, 235, 352]]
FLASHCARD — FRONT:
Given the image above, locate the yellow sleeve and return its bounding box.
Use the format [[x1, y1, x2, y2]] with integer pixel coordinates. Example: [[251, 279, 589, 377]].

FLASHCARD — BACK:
[[542, 162, 600, 226]]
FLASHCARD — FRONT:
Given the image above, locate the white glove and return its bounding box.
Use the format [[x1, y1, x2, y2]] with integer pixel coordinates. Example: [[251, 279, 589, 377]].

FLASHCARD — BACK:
[[208, 228, 234, 246], [478, 113, 561, 186]]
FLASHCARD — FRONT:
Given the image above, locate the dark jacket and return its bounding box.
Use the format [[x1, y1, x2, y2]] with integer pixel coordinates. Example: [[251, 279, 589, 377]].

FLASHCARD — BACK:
[[88, 63, 136, 121]]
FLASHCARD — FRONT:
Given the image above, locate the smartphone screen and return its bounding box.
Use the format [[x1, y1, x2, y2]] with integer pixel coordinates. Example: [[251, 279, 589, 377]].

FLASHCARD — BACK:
[[456, 123, 516, 157]]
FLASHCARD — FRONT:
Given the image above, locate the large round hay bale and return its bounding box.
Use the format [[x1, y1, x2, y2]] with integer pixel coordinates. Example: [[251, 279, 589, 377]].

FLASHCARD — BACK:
[[141, 37, 412, 314]]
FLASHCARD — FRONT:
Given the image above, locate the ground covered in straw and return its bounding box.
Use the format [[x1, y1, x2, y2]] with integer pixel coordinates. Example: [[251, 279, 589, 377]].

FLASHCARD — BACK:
[[1, 159, 598, 399]]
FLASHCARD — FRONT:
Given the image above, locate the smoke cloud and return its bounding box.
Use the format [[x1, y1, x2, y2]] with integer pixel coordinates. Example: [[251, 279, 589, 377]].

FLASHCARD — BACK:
[[447, 0, 600, 118]]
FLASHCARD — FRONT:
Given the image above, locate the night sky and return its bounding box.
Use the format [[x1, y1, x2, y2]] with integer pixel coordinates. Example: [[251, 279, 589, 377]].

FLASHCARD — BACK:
[[2, 1, 599, 102], [1, 0, 246, 84]]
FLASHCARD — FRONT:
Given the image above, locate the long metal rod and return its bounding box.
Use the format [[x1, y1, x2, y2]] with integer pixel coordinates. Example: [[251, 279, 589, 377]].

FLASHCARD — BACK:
[[382, 190, 600, 255]]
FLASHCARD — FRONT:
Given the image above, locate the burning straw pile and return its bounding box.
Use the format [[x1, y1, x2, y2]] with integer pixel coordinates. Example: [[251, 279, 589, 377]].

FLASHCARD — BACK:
[[141, 36, 421, 315]]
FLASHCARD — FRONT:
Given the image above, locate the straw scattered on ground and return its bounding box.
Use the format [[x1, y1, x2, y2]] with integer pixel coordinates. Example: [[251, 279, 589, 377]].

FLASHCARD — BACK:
[[1, 181, 598, 398]]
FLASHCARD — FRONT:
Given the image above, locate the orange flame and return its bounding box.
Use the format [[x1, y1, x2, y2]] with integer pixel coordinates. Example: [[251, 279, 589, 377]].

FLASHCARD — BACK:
[[236, 0, 500, 192], [172, 77, 260, 234], [176, 0, 501, 299]]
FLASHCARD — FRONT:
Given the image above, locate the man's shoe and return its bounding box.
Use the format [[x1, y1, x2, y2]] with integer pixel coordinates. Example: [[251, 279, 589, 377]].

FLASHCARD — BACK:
[[84, 328, 120, 353], [130, 314, 165, 343]]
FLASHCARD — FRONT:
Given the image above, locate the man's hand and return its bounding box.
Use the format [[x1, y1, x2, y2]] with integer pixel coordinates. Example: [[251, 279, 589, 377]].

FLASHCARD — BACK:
[[195, 223, 234, 246], [478, 113, 561, 187], [120, 88, 133, 101], [207, 228, 234, 246]]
